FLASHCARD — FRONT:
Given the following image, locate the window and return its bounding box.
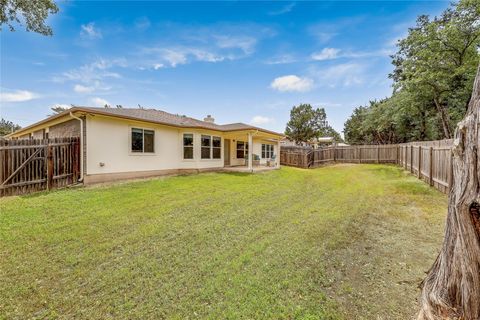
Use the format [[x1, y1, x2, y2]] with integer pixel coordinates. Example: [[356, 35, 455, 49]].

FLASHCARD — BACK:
[[183, 133, 194, 159], [201, 135, 211, 159], [262, 144, 274, 159], [201, 135, 221, 159], [131, 128, 154, 153], [236, 141, 249, 159], [212, 136, 221, 159]]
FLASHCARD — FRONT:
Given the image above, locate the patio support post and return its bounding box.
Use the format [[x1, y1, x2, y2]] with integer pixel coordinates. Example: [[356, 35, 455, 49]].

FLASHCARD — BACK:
[[248, 132, 253, 172], [277, 139, 281, 168]]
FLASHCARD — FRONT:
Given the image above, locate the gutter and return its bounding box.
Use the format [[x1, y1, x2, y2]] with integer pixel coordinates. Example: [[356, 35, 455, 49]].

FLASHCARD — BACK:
[[69, 112, 84, 182]]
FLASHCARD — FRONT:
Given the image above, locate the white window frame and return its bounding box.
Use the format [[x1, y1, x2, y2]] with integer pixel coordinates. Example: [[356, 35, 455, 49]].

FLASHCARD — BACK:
[[200, 135, 222, 160], [212, 136, 222, 160], [261, 144, 274, 159], [129, 126, 156, 155], [236, 140, 249, 159], [182, 133, 195, 161]]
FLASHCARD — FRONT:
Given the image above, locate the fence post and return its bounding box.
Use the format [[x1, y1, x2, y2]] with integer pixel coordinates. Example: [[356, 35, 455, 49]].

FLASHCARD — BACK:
[[404, 146, 408, 170], [429, 146, 433, 186], [358, 147, 361, 163], [47, 144, 54, 190], [418, 146, 422, 179], [448, 151, 454, 192], [333, 145, 336, 162], [410, 145, 414, 173], [72, 139, 79, 183], [377, 146, 380, 163]]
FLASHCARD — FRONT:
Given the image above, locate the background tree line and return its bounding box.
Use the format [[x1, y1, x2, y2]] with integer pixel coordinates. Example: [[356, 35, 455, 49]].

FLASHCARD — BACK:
[[344, 0, 480, 145]]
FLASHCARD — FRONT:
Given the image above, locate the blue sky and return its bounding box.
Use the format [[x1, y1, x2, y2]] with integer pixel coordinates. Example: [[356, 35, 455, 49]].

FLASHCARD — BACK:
[[1, 0, 448, 135]]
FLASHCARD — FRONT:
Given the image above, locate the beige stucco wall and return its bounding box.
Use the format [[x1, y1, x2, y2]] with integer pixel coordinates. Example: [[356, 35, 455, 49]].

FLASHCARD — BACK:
[[85, 115, 227, 175]]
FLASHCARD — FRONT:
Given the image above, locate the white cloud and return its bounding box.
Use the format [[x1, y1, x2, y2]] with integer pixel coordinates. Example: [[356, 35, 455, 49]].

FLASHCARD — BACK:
[[54, 59, 123, 94], [137, 23, 271, 69], [250, 116, 275, 125], [57, 59, 123, 83], [215, 35, 257, 55], [264, 54, 297, 65], [270, 75, 314, 92], [143, 47, 224, 68], [73, 84, 94, 93], [310, 48, 392, 62], [161, 49, 188, 67], [311, 48, 341, 61], [0, 89, 38, 102], [90, 97, 110, 107], [189, 49, 224, 63], [310, 63, 366, 87], [268, 2, 296, 16], [80, 22, 102, 39]]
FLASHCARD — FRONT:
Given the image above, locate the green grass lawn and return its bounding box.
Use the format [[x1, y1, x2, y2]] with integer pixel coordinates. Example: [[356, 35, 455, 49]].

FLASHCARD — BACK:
[[0, 164, 447, 320]]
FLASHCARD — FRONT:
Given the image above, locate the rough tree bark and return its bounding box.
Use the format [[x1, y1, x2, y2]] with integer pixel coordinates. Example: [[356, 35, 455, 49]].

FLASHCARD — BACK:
[[418, 65, 480, 319]]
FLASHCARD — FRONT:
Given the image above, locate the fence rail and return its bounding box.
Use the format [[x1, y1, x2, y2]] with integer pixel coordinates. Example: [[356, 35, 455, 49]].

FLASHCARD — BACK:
[[0, 137, 80, 197], [280, 140, 454, 193]]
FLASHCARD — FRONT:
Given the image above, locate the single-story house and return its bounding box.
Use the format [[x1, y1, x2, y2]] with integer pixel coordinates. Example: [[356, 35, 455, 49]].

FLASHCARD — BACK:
[[6, 107, 284, 184]]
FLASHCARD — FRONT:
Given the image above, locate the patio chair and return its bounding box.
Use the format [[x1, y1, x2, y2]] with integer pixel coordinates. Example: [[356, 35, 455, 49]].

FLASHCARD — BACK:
[[267, 154, 277, 167], [245, 154, 261, 167]]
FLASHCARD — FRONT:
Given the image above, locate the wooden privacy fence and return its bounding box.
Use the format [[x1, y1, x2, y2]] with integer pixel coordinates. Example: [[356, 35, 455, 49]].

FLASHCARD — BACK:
[[398, 139, 453, 194], [280, 145, 399, 167], [0, 137, 80, 197], [280, 139, 454, 193]]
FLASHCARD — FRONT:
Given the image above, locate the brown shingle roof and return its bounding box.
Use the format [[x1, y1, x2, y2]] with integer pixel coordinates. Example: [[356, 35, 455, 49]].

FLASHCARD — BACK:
[[8, 106, 284, 138], [84, 107, 223, 130]]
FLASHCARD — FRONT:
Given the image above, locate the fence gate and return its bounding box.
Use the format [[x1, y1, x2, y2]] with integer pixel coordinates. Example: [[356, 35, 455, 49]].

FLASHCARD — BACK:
[[0, 137, 80, 197]]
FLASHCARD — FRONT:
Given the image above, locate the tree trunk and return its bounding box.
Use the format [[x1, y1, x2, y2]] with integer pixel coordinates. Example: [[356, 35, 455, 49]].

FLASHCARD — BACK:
[[418, 65, 480, 319], [433, 97, 452, 139]]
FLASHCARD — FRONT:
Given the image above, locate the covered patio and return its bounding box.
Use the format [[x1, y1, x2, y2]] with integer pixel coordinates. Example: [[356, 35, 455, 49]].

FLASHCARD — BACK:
[[222, 129, 282, 172]]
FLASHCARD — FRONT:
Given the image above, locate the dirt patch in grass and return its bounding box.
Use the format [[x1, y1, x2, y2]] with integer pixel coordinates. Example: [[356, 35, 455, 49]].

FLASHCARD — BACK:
[[321, 165, 446, 319]]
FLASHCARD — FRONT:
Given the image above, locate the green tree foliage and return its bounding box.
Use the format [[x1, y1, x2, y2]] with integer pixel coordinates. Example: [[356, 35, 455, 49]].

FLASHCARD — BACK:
[[0, 0, 59, 36], [344, 0, 480, 144], [49, 105, 70, 115], [285, 103, 342, 143], [0, 118, 21, 136]]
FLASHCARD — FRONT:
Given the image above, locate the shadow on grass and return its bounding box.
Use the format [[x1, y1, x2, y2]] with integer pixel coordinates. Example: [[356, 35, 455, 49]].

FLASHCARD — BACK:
[[16, 184, 85, 200], [217, 172, 252, 177]]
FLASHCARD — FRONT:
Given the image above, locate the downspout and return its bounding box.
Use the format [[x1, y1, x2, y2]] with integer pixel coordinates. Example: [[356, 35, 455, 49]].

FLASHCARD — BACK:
[[69, 112, 84, 182]]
